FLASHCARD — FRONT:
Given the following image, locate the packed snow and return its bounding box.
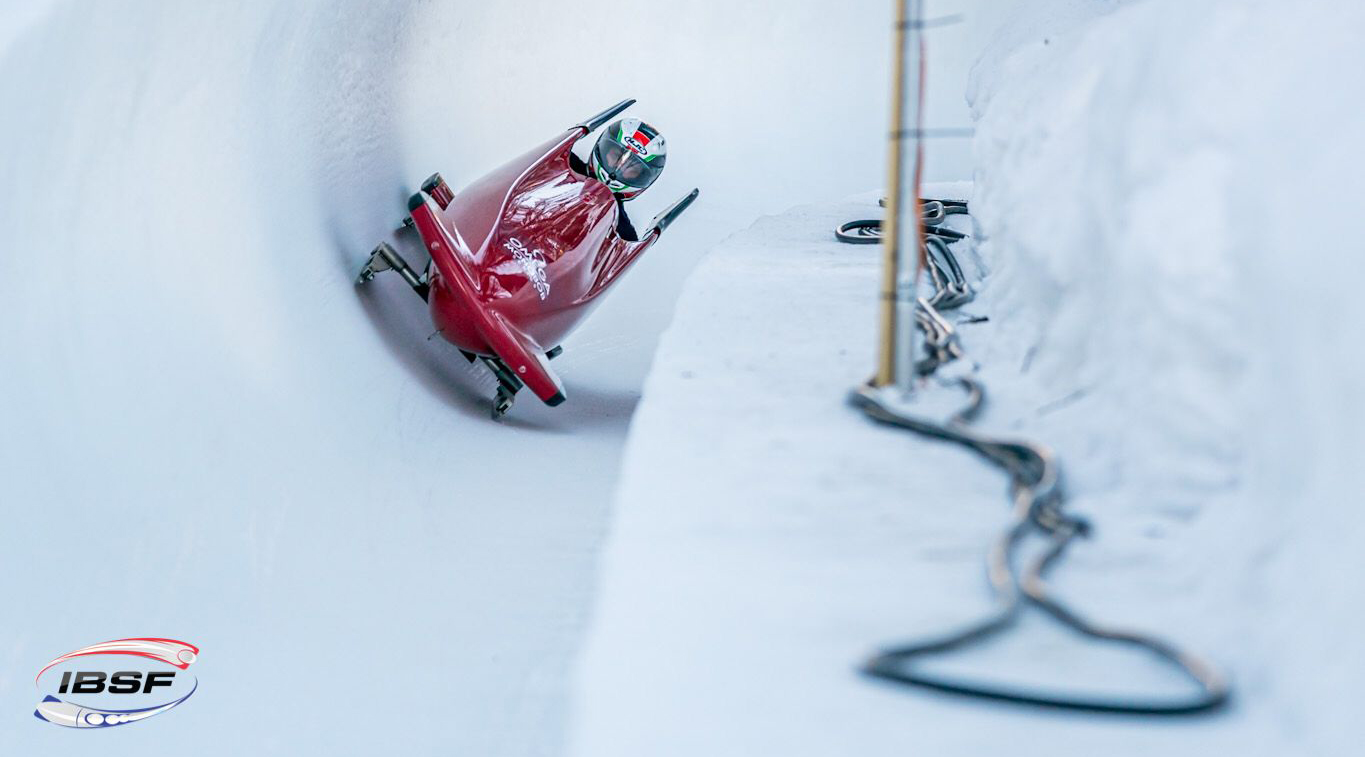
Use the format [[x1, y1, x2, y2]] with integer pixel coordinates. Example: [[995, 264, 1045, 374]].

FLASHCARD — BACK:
[[569, 1, 1365, 755], [0, 2, 924, 755], [967, 2, 1365, 751]]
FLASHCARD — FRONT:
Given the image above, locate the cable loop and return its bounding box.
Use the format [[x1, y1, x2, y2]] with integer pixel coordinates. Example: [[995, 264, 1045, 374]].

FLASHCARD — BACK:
[[843, 199, 1231, 715]]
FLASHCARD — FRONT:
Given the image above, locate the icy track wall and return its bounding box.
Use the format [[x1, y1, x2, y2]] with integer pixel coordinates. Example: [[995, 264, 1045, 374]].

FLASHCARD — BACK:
[[967, 1, 1364, 751], [0, 2, 900, 756]]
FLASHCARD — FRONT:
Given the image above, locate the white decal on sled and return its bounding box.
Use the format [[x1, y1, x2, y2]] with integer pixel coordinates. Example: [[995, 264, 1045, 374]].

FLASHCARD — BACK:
[[504, 237, 550, 301]]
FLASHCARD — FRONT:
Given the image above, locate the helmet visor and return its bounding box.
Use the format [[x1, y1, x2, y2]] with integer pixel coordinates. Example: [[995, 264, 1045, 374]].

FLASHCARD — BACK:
[[595, 138, 662, 192]]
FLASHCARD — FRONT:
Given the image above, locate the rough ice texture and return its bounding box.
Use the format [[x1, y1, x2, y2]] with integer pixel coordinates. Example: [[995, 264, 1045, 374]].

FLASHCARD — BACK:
[[569, 2, 1364, 754]]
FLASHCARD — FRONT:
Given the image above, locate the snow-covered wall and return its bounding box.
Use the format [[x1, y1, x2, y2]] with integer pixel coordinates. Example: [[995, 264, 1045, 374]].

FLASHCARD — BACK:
[[0, 2, 56, 51], [0, 2, 902, 755], [566, 1, 1363, 754], [966, 1, 1365, 751]]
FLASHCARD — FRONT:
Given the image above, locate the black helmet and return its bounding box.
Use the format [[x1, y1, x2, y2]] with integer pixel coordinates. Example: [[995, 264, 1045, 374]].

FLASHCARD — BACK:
[[589, 118, 667, 200]]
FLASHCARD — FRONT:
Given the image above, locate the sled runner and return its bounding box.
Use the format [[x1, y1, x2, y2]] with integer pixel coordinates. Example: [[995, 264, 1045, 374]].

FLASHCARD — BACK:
[[358, 99, 699, 418]]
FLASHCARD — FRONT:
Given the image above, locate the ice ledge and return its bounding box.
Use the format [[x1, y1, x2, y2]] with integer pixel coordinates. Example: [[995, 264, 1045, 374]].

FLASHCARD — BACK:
[[563, 189, 1042, 757]]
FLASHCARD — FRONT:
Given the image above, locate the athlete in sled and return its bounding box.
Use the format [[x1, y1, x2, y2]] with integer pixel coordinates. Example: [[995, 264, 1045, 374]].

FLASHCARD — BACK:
[[357, 99, 698, 418]]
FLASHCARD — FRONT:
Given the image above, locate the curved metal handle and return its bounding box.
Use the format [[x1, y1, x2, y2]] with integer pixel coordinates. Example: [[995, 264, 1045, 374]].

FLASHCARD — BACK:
[[649, 188, 700, 236], [577, 98, 636, 133]]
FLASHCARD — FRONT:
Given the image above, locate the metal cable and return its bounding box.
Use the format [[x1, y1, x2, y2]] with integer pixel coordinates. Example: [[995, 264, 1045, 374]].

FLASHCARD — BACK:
[[836, 199, 970, 246], [848, 218, 1231, 716]]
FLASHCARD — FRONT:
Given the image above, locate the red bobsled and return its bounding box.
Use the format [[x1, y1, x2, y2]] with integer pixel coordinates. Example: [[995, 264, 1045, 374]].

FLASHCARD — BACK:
[[358, 99, 698, 417]]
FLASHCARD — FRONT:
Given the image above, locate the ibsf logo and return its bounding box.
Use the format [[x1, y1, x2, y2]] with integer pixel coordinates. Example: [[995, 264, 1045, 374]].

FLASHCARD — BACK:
[[33, 638, 200, 729]]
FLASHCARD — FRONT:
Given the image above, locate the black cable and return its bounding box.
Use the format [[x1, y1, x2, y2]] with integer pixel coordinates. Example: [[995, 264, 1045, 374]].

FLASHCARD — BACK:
[[847, 209, 1231, 716]]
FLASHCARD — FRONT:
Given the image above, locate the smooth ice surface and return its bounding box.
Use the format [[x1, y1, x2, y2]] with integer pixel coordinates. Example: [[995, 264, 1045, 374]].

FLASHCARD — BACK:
[[570, 2, 1365, 755], [0, 2, 963, 754]]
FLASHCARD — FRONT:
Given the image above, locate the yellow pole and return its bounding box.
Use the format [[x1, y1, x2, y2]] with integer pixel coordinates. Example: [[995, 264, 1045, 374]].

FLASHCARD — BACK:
[[876, 0, 908, 387]]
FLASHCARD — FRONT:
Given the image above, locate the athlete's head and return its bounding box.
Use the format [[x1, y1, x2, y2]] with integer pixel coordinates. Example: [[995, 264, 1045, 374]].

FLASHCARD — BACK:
[[589, 118, 667, 200]]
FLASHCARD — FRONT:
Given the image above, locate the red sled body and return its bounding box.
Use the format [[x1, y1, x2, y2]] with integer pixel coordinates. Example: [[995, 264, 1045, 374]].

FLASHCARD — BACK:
[[359, 99, 698, 417]]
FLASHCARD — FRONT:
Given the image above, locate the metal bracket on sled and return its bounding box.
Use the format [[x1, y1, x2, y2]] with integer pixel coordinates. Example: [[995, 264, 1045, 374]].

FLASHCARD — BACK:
[[480, 356, 523, 419], [479, 346, 563, 419], [357, 243, 429, 301]]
